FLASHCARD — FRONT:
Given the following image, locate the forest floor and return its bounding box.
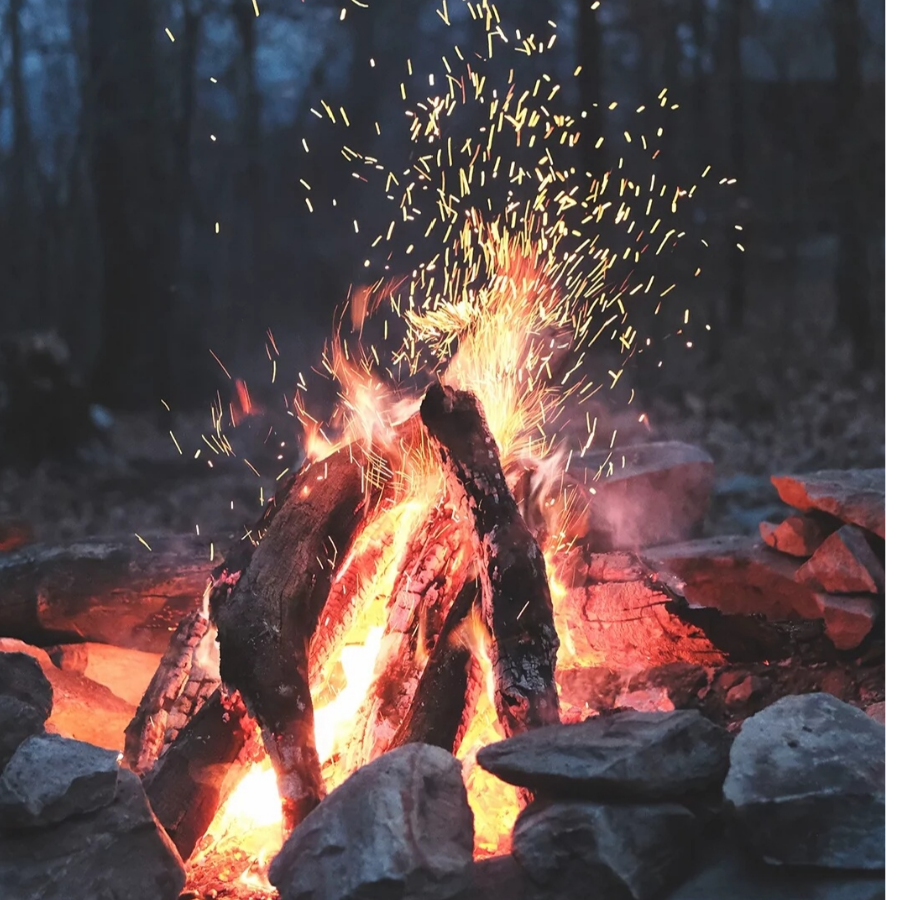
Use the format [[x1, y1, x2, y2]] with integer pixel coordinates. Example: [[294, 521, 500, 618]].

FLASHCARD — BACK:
[[0, 321, 884, 546]]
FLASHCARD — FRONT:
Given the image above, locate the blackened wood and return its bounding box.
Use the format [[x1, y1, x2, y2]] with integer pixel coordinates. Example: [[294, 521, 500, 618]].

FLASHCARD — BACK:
[[215, 446, 373, 830], [420, 383, 560, 736], [143, 688, 257, 861], [124, 608, 213, 774], [389, 579, 479, 752], [0, 535, 220, 652]]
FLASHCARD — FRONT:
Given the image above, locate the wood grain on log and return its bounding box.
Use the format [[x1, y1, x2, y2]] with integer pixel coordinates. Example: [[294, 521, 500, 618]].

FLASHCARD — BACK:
[[0, 535, 218, 652], [420, 383, 560, 737], [124, 609, 219, 775], [215, 446, 375, 829], [143, 688, 260, 860]]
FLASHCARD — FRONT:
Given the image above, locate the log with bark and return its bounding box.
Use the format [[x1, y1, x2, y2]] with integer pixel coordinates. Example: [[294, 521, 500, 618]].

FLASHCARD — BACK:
[[215, 445, 379, 829], [389, 578, 480, 753], [344, 498, 474, 769], [142, 687, 263, 860], [0, 534, 219, 652], [420, 383, 561, 737]]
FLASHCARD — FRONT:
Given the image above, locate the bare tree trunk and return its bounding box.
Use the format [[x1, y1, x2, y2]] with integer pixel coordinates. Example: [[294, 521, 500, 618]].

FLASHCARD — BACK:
[[830, 0, 874, 369], [724, 0, 748, 331], [87, 0, 172, 407], [5, 0, 34, 322]]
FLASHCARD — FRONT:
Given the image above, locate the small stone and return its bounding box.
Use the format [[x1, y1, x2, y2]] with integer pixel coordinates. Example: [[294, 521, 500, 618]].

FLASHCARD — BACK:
[[865, 701, 885, 725], [759, 514, 835, 557], [0, 733, 120, 829], [771, 469, 884, 539], [476, 709, 732, 801], [269, 743, 473, 900], [797, 526, 885, 595], [814, 594, 879, 651], [0, 651, 53, 719], [724, 693, 884, 869], [513, 801, 698, 900], [725, 675, 766, 707], [0, 767, 185, 900]]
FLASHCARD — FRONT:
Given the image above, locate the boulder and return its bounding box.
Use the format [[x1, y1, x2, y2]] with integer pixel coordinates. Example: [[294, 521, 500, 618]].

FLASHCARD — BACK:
[[814, 594, 878, 651], [797, 526, 885, 595], [759, 514, 836, 557], [513, 801, 698, 900], [771, 469, 885, 539], [558, 442, 714, 550], [0, 734, 120, 829], [269, 743, 474, 900], [476, 710, 732, 801], [723, 693, 884, 869], [0, 767, 185, 900]]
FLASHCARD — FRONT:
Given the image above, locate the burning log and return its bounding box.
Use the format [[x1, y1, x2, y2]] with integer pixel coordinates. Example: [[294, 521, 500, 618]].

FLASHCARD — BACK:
[[420, 383, 560, 737], [142, 688, 261, 860], [389, 578, 480, 753], [124, 609, 217, 775], [345, 498, 474, 768], [215, 445, 376, 829], [0, 535, 218, 652]]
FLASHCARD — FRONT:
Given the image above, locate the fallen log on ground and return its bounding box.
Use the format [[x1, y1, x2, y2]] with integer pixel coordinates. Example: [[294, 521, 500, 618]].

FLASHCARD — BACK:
[[420, 383, 561, 737], [0, 535, 220, 652]]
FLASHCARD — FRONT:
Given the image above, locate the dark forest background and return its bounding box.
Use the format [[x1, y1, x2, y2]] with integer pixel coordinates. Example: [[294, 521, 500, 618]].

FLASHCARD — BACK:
[[0, 0, 886, 542]]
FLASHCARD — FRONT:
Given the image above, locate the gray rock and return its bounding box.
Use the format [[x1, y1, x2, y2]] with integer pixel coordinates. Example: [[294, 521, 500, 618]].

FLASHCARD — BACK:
[[667, 840, 884, 900], [797, 526, 885, 595], [513, 801, 698, 900], [0, 696, 46, 774], [563, 441, 714, 550], [724, 693, 884, 869], [476, 710, 732, 801], [759, 514, 836, 557], [269, 743, 474, 900], [0, 767, 185, 900], [0, 651, 53, 718], [0, 734, 120, 829], [771, 469, 885, 539]]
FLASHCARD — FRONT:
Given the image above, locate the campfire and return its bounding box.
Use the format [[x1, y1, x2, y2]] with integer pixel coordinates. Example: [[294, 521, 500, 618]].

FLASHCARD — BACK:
[[0, 3, 884, 898]]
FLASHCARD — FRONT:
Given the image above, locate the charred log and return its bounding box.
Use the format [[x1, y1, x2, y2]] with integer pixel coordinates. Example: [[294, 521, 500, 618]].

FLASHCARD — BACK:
[[0, 534, 218, 652], [124, 609, 214, 774], [143, 688, 261, 861], [389, 579, 479, 753], [420, 383, 560, 737], [215, 446, 375, 829], [345, 498, 473, 769]]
